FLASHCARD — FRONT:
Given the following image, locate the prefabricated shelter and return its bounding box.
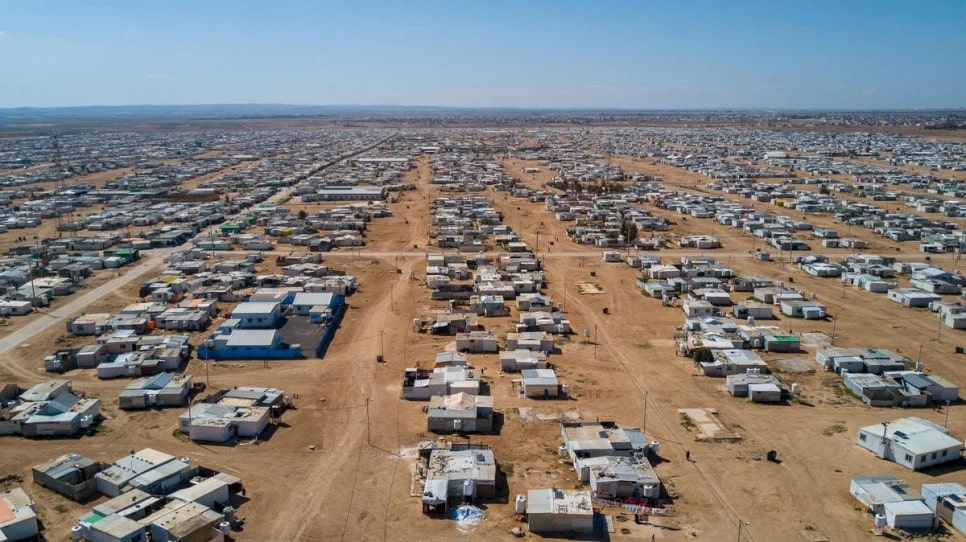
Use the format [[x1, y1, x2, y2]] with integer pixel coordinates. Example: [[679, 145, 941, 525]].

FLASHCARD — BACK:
[[0, 488, 38, 542], [922, 482, 966, 535], [455, 331, 498, 353], [726, 372, 782, 402], [763, 334, 800, 353], [230, 302, 282, 329], [587, 455, 661, 499], [883, 500, 936, 530], [82, 509, 146, 542], [732, 301, 774, 320], [168, 477, 231, 509], [526, 488, 594, 535], [850, 476, 924, 515], [521, 369, 561, 398], [118, 373, 192, 410], [506, 331, 554, 354], [699, 349, 768, 377], [421, 447, 497, 513], [402, 366, 479, 400], [856, 417, 963, 470], [94, 448, 184, 498], [560, 422, 654, 480], [178, 403, 270, 443], [144, 500, 225, 542], [426, 393, 494, 433], [888, 288, 942, 308], [499, 349, 548, 372], [780, 300, 827, 319], [31, 452, 102, 501]]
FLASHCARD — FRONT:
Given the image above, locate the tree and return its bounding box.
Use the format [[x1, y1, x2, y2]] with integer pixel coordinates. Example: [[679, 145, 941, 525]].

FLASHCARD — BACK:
[[298, 209, 308, 220], [622, 220, 639, 243]]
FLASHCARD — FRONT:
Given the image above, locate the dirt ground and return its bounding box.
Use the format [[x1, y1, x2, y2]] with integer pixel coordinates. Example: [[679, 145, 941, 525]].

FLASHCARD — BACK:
[[0, 130, 964, 542]]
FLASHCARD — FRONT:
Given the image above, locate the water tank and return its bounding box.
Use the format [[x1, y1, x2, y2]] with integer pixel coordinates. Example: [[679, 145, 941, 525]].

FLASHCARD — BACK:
[[874, 513, 887, 529], [790, 383, 801, 396], [561, 384, 570, 396], [463, 480, 475, 497], [71, 525, 83, 541], [650, 441, 660, 457], [80, 415, 93, 429], [453, 419, 462, 431], [222, 506, 236, 522], [642, 484, 657, 498], [558, 444, 567, 457], [747, 316, 755, 326], [915, 361, 924, 372], [515, 494, 527, 513], [219, 521, 231, 535]]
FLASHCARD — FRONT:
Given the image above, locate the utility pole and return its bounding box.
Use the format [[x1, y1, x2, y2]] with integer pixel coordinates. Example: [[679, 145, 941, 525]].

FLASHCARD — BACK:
[[737, 519, 748, 542]]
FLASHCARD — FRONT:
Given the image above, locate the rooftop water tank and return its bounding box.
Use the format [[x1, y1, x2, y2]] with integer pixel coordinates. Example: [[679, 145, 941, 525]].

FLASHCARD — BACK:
[[515, 494, 527, 514]]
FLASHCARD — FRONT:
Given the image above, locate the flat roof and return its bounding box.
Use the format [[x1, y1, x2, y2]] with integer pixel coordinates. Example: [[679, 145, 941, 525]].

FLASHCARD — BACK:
[[527, 488, 594, 516]]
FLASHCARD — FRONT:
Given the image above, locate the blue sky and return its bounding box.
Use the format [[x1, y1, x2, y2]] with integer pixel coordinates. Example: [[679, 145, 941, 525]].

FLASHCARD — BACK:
[[0, 1, 964, 109]]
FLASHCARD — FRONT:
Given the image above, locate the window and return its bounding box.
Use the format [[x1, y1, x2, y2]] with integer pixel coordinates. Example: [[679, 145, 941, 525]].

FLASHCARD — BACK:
[[931, 453, 937, 460], [904, 454, 913, 462], [943, 450, 949, 457], [859, 434, 867, 442]]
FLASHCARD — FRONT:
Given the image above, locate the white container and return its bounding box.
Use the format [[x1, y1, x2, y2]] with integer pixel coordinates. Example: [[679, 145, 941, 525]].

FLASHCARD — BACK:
[[874, 513, 887, 529], [515, 494, 527, 513], [71, 526, 83, 541], [219, 521, 231, 535], [650, 441, 660, 457]]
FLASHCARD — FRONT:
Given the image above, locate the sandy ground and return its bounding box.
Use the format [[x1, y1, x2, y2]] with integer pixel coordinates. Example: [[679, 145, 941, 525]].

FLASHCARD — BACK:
[[0, 133, 964, 542]]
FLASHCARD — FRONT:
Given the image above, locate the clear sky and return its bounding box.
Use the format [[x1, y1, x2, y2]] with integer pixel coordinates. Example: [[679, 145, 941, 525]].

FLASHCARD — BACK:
[[1, 0, 964, 109]]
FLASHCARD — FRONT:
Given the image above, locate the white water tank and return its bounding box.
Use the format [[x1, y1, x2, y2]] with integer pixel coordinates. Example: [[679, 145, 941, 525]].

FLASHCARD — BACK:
[[747, 316, 755, 326], [790, 383, 801, 396], [558, 444, 567, 457], [915, 361, 924, 372], [560, 384, 570, 396], [80, 415, 93, 429], [219, 521, 231, 535], [453, 419, 462, 431], [650, 441, 660, 457], [463, 480, 475, 497], [71, 526, 83, 541], [515, 494, 527, 513], [874, 513, 887, 529], [642, 484, 658, 498]]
